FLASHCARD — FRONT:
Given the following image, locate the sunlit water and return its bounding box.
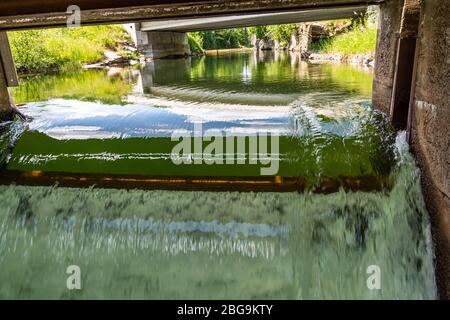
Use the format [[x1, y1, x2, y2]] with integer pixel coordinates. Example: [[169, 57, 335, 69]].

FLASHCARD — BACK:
[[0, 51, 437, 299]]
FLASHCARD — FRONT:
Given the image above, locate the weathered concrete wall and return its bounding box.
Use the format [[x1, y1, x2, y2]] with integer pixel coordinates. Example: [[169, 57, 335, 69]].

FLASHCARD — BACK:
[[372, 0, 405, 114], [0, 54, 14, 121], [253, 23, 311, 53], [410, 0, 450, 299], [389, 0, 420, 129], [290, 24, 312, 54], [137, 31, 190, 59], [251, 34, 275, 51]]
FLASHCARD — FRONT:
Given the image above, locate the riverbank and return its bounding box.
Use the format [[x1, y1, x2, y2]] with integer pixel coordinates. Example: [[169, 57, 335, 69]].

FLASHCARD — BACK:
[[8, 25, 136, 75], [306, 52, 374, 66], [306, 23, 376, 66], [188, 17, 377, 67], [252, 22, 376, 66]]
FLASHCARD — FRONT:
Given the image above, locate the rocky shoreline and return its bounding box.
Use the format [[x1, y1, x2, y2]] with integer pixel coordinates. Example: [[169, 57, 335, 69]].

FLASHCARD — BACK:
[[305, 52, 375, 67]]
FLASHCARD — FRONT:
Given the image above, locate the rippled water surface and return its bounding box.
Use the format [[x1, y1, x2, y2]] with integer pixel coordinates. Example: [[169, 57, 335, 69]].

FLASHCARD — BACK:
[[0, 51, 436, 299]]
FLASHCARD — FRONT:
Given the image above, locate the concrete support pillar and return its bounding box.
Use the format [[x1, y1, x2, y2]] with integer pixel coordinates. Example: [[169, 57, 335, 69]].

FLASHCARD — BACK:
[[298, 24, 312, 55], [0, 62, 14, 121], [123, 23, 139, 46], [409, 0, 450, 299], [372, 0, 405, 114], [389, 0, 421, 129], [0, 32, 16, 121], [136, 30, 190, 60]]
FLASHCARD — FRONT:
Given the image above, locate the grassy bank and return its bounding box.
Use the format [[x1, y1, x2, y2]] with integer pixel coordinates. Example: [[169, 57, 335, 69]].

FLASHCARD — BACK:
[[310, 25, 377, 55], [9, 25, 130, 74]]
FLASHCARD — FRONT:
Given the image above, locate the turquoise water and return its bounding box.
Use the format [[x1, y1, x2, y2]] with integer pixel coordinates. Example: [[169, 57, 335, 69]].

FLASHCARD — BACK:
[[0, 51, 437, 299]]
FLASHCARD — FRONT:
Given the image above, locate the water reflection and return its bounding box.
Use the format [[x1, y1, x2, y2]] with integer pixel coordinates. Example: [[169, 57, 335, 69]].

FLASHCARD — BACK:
[[139, 51, 373, 106], [12, 68, 138, 105], [5, 52, 390, 183]]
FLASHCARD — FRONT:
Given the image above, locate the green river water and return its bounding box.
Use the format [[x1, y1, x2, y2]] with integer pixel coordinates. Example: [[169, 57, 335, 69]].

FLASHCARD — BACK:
[[0, 51, 437, 299]]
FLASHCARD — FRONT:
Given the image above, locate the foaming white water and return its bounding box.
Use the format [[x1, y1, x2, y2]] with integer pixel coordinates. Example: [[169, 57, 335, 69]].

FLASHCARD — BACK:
[[0, 141, 437, 299]]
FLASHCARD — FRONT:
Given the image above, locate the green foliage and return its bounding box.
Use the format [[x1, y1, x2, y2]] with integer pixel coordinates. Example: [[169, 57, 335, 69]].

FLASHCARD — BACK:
[[247, 26, 270, 40], [267, 24, 298, 46], [310, 25, 377, 55], [8, 25, 129, 73], [190, 24, 298, 50], [190, 28, 250, 50], [187, 32, 204, 53], [248, 24, 298, 46], [117, 49, 141, 61]]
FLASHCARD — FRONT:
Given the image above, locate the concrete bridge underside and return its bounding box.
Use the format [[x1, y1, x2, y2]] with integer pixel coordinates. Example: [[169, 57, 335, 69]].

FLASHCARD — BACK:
[[0, 0, 382, 30], [139, 6, 368, 32], [130, 5, 368, 59], [0, 0, 448, 299]]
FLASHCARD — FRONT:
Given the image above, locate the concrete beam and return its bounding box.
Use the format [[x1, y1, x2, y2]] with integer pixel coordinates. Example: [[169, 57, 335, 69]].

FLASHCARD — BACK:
[[409, 0, 450, 299], [139, 6, 368, 32], [0, 0, 384, 31]]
